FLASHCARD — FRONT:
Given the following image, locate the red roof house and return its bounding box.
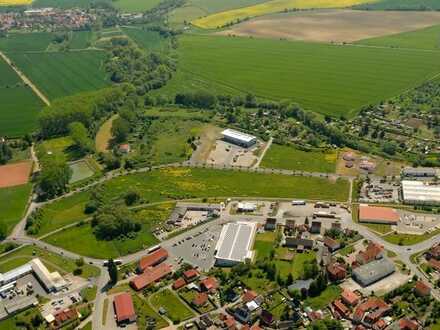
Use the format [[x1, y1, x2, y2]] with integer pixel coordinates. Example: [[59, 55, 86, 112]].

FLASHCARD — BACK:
[[332, 299, 349, 318], [113, 293, 136, 324], [138, 248, 168, 272], [192, 292, 209, 307], [172, 277, 186, 290], [242, 290, 258, 303], [353, 297, 389, 323], [183, 269, 199, 282], [200, 277, 219, 292], [428, 258, 440, 272], [324, 237, 341, 252], [414, 281, 431, 297], [130, 263, 172, 291], [326, 262, 346, 281], [51, 308, 79, 329], [359, 205, 399, 224], [356, 242, 384, 265], [341, 289, 359, 306], [399, 318, 419, 330]]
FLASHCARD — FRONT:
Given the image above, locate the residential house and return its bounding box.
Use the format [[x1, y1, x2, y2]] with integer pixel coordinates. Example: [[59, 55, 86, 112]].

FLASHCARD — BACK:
[[356, 242, 384, 265], [327, 262, 346, 282], [323, 237, 341, 252]]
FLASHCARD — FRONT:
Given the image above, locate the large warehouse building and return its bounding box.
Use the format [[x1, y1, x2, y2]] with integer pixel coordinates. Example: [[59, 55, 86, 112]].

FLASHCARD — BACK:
[[352, 258, 395, 287], [215, 222, 257, 266], [358, 205, 400, 225], [221, 129, 257, 148], [401, 180, 440, 205]]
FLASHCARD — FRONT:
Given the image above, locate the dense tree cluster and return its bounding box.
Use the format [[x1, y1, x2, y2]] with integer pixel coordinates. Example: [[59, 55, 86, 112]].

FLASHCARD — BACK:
[[105, 38, 175, 96], [69, 121, 94, 155], [38, 154, 72, 199], [0, 140, 12, 164]]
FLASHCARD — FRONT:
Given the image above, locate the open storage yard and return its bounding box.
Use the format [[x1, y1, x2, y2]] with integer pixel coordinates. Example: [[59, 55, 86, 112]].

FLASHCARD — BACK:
[[218, 10, 440, 43], [163, 34, 440, 117]]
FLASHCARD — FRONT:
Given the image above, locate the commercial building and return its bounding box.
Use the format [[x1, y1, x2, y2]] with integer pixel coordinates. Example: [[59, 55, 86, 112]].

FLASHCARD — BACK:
[[138, 248, 168, 272], [214, 222, 257, 266], [29, 259, 67, 293], [113, 293, 136, 324], [352, 258, 395, 287], [402, 167, 438, 179], [221, 129, 257, 148], [130, 263, 172, 291], [358, 205, 399, 225], [401, 180, 440, 205]]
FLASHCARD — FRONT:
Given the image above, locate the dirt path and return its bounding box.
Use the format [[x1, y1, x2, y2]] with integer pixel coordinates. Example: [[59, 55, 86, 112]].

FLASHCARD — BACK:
[[0, 50, 50, 106]]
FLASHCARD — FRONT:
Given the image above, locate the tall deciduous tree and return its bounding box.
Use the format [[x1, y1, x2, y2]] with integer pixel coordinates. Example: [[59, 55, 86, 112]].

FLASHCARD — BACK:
[[38, 154, 72, 199]]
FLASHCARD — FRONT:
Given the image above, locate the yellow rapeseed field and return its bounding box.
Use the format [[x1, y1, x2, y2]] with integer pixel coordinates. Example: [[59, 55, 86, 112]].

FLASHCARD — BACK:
[[0, 0, 32, 5], [192, 0, 378, 29]]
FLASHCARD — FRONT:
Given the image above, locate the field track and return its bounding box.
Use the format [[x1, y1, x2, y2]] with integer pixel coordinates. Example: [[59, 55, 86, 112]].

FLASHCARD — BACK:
[[0, 161, 32, 188], [0, 51, 50, 106]]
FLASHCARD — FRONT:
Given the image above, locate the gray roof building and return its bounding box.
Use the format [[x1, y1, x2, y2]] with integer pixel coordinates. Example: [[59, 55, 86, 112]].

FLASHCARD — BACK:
[[402, 167, 438, 178], [352, 258, 395, 287]]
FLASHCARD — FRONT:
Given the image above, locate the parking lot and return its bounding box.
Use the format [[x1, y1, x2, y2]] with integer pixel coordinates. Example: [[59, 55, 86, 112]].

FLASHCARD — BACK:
[[168, 224, 223, 271], [206, 140, 260, 167], [359, 178, 400, 203]]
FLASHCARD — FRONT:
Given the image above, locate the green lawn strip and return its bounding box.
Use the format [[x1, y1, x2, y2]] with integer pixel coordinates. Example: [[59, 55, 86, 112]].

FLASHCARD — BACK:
[[383, 229, 440, 246], [161, 34, 440, 117], [42, 203, 172, 259], [0, 245, 100, 279], [133, 294, 168, 329], [356, 24, 440, 50], [304, 285, 341, 310], [0, 183, 32, 236], [36, 167, 349, 236], [261, 144, 337, 173], [338, 245, 354, 256], [150, 289, 195, 323], [240, 269, 278, 294], [81, 285, 97, 302], [360, 223, 392, 235], [81, 321, 92, 330], [102, 298, 109, 326]]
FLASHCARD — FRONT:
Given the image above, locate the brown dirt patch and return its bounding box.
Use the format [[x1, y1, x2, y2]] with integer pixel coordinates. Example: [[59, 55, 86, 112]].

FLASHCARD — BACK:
[[0, 161, 32, 188], [217, 9, 440, 43]]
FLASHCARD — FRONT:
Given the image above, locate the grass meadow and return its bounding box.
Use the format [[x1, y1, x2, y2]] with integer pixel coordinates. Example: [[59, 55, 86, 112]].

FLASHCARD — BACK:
[[113, 0, 162, 12], [122, 27, 165, 50], [162, 35, 440, 117], [9, 50, 109, 100], [0, 32, 54, 52], [354, 0, 440, 10], [39, 167, 348, 233], [0, 245, 100, 278], [304, 285, 341, 309], [356, 24, 440, 50], [31, 0, 97, 8], [192, 0, 377, 28], [150, 289, 195, 323], [0, 184, 32, 236], [261, 144, 337, 173]]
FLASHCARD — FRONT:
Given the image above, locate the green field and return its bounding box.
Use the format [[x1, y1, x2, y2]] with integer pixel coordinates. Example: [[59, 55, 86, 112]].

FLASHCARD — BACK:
[[113, 0, 162, 12], [69, 31, 93, 49], [168, 0, 268, 26], [261, 144, 337, 173], [0, 32, 54, 52], [36, 136, 79, 161], [31, 0, 98, 8], [34, 168, 348, 240], [383, 229, 440, 246], [122, 27, 165, 50], [161, 34, 440, 117], [0, 184, 32, 237], [9, 50, 109, 100], [150, 289, 195, 323], [42, 203, 171, 258], [133, 294, 168, 329], [357, 24, 440, 50], [354, 0, 440, 10], [0, 245, 100, 278]]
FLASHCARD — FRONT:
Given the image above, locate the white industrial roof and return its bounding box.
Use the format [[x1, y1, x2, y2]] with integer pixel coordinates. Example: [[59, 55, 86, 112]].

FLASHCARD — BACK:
[[1, 264, 32, 284], [30, 258, 66, 291], [215, 222, 257, 263], [221, 129, 256, 143], [402, 180, 440, 203]]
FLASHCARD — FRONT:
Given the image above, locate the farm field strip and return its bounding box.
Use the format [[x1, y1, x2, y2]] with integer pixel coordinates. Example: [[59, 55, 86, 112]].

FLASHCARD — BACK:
[[192, 0, 378, 29], [167, 34, 440, 117]]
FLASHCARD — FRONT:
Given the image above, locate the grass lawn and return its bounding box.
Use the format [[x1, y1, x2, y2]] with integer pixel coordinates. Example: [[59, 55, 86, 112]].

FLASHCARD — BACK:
[[122, 27, 165, 51], [304, 285, 341, 310], [278, 250, 316, 280], [0, 307, 42, 330], [102, 298, 109, 326], [42, 203, 172, 258], [254, 231, 276, 260], [0, 245, 100, 279], [240, 269, 278, 294], [338, 245, 354, 256], [133, 294, 168, 329], [81, 322, 92, 330], [162, 34, 440, 117], [69, 159, 95, 184], [9, 50, 109, 100], [150, 289, 195, 323], [383, 229, 440, 245], [360, 222, 392, 234], [81, 285, 97, 302], [261, 144, 337, 172], [36, 167, 349, 236], [356, 24, 440, 50], [0, 183, 32, 236], [95, 114, 117, 153], [36, 136, 79, 161], [192, 0, 376, 28]]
